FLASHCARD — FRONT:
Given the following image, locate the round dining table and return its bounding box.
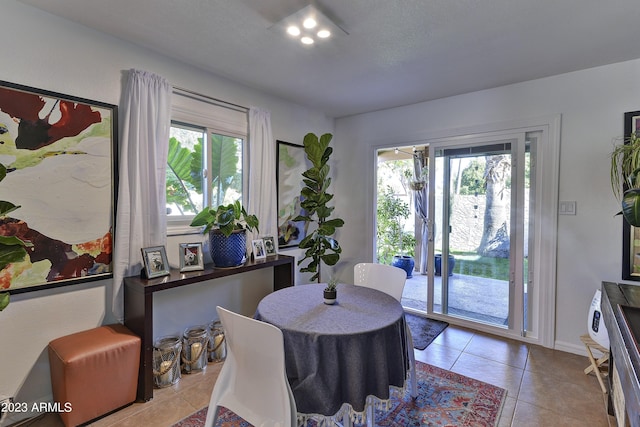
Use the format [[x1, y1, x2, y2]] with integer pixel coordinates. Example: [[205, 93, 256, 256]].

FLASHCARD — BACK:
[[254, 282, 408, 421]]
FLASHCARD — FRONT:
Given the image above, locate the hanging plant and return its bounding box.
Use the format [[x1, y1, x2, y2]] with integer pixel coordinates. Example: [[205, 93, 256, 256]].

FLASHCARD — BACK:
[[611, 132, 640, 226], [294, 133, 345, 282]]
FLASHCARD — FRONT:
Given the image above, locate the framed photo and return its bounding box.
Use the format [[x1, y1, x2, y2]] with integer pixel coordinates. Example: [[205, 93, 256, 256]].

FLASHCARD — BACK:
[[252, 239, 266, 260], [623, 110, 640, 281], [277, 141, 309, 248], [179, 242, 204, 272], [0, 80, 117, 294], [141, 246, 170, 279], [262, 236, 277, 256]]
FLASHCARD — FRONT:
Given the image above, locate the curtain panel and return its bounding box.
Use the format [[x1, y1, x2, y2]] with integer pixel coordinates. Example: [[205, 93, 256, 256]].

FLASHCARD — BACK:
[[112, 69, 172, 321], [247, 108, 277, 249]]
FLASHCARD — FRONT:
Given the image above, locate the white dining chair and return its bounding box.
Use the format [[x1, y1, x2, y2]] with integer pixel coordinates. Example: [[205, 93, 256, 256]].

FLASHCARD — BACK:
[[204, 306, 297, 427], [353, 263, 418, 398]]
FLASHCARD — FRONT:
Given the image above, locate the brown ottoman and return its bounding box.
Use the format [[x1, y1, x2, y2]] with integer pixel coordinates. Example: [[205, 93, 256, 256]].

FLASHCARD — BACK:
[[48, 324, 141, 427]]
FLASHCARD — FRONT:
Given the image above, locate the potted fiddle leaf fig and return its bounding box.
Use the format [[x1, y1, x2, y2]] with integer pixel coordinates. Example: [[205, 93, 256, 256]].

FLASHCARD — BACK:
[[611, 132, 640, 226], [190, 200, 259, 267], [294, 132, 345, 283]]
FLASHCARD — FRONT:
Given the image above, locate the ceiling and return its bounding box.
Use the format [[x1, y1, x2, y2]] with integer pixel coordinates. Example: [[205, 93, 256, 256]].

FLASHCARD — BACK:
[[20, 0, 640, 118]]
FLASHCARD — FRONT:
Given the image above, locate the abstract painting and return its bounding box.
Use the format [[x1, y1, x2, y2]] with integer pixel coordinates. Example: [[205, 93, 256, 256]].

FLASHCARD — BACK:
[[276, 141, 309, 248], [0, 81, 117, 293]]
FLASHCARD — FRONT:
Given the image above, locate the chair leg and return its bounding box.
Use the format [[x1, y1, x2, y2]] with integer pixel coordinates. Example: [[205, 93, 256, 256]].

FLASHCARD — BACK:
[[406, 325, 418, 398]]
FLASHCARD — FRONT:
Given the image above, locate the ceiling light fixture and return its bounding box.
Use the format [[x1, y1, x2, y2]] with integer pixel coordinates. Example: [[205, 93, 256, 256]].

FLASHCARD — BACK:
[[273, 5, 348, 47]]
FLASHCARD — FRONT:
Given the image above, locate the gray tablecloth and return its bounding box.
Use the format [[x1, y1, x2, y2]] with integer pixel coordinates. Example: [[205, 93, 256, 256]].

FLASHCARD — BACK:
[[255, 283, 408, 416]]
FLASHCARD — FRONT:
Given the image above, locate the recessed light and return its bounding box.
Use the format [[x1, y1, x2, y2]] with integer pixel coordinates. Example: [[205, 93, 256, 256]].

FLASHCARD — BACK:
[[287, 26, 301, 36], [317, 29, 331, 38], [301, 36, 314, 45], [303, 18, 317, 29]]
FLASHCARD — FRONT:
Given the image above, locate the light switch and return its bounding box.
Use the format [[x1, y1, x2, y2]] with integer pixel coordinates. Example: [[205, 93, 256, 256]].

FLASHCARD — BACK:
[[559, 201, 576, 215]]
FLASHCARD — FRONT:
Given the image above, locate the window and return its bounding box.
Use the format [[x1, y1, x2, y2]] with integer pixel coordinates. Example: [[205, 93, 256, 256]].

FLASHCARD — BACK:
[[167, 91, 248, 230]]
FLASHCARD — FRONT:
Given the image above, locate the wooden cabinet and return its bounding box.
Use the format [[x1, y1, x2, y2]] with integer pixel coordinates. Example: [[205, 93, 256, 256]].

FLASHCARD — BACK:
[[124, 255, 295, 401]]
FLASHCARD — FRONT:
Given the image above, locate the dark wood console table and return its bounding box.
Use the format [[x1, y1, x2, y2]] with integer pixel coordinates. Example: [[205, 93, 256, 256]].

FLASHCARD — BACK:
[[124, 254, 295, 401], [601, 281, 640, 427]]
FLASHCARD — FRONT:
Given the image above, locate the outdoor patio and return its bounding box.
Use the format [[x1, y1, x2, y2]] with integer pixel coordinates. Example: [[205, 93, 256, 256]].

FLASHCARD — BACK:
[[401, 271, 510, 325]]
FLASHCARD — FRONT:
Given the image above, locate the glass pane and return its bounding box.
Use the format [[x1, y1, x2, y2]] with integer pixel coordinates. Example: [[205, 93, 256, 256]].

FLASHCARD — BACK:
[[166, 124, 205, 217], [210, 133, 243, 206], [432, 144, 513, 326]]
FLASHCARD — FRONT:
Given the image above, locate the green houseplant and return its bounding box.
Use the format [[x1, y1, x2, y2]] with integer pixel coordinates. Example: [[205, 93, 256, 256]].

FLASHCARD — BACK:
[[611, 132, 640, 226], [294, 133, 344, 283], [190, 200, 259, 267], [0, 163, 31, 311]]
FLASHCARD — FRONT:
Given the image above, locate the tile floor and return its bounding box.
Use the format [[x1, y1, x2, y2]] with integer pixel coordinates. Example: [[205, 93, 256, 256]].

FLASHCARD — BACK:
[[11, 325, 614, 427]]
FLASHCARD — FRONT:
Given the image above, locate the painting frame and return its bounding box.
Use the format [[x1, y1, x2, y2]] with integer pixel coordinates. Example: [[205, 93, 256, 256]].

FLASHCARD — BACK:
[[179, 242, 204, 272], [0, 80, 118, 294], [276, 140, 309, 248], [252, 239, 266, 260], [141, 246, 170, 279], [262, 236, 277, 256], [622, 110, 640, 281]]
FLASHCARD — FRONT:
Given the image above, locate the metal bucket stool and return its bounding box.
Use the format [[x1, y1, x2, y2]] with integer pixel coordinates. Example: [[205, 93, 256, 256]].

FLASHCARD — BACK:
[[208, 320, 227, 362], [182, 325, 208, 373], [153, 335, 182, 388]]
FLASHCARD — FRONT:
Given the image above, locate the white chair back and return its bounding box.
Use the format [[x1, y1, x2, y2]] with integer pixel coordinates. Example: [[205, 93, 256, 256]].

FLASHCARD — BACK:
[[354, 262, 406, 302], [204, 306, 297, 427]]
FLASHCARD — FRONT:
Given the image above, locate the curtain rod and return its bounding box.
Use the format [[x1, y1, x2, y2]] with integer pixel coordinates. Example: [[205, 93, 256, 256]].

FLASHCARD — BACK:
[[172, 86, 249, 113]]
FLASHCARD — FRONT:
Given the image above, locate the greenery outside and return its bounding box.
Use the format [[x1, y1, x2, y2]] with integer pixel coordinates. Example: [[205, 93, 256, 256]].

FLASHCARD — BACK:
[[166, 125, 242, 217]]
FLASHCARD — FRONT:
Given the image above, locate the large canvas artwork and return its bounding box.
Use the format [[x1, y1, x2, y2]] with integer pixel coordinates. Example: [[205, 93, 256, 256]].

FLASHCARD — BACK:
[[0, 81, 117, 293], [276, 141, 309, 248], [623, 110, 640, 281]]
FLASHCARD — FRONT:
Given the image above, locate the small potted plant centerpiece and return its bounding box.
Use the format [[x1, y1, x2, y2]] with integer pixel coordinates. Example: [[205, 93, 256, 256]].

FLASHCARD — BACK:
[[190, 201, 259, 268], [323, 277, 338, 305]]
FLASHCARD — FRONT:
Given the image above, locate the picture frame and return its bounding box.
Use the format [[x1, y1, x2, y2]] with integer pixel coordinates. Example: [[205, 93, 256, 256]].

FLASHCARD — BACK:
[[622, 110, 640, 281], [262, 236, 277, 256], [252, 239, 267, 260], [0, 80, 118, 294], [141, 246, 170, 279], [179, 242, 204, 272], [277, 140, 309, 248]]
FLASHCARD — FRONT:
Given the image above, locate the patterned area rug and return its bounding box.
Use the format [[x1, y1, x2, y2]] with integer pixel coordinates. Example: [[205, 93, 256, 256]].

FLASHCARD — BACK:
[[405, 313, 449, 350], [173, 361, 506, 427]]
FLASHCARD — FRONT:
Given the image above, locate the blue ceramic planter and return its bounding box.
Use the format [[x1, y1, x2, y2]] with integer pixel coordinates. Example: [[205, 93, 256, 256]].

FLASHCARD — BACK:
[[435, 254, 455, 276], [392, 255, 415, 278], [209, 229, 247, 267]]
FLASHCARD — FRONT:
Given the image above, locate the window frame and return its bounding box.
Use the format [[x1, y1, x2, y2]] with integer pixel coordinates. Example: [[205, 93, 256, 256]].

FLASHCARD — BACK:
[[167, 98, 248, 235]]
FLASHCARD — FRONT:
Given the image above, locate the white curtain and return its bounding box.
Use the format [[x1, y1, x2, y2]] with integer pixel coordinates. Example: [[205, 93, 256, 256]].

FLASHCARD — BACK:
[[112, 69, 172, 321], [414, 151, 429, 274], [247, 108, 277, 251]]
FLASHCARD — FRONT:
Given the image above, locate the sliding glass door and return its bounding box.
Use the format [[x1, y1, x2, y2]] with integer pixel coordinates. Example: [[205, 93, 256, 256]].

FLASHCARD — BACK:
[[427, 132, 534, 335]]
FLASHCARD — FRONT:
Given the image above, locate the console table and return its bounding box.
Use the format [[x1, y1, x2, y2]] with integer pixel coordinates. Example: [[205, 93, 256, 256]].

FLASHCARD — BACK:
[[124, 254, 295, 401], [601, 281, 640, 427]]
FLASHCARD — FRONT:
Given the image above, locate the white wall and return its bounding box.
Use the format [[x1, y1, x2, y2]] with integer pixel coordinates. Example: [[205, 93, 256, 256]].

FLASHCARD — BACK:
[[333, 58, 640, 354], [0, 0, 332, 414]]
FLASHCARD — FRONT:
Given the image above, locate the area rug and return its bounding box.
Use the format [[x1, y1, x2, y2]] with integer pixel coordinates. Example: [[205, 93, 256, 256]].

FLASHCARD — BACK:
[[173, 361, 506, 427], [405, 313, 449, 350]]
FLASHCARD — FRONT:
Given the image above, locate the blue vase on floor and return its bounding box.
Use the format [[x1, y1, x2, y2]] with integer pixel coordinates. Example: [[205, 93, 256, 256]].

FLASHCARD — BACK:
[[434, 254, 455, 276], [392, 255, 415, 278]]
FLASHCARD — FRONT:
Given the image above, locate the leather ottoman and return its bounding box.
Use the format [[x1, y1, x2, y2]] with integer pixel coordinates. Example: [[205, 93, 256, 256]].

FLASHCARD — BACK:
[[48, 324, 141, 427]]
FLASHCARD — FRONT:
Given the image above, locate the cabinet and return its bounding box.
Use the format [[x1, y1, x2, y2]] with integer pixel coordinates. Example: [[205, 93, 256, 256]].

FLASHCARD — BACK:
[[601, 281, 640, 427], [124, 254, 295, 401]]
